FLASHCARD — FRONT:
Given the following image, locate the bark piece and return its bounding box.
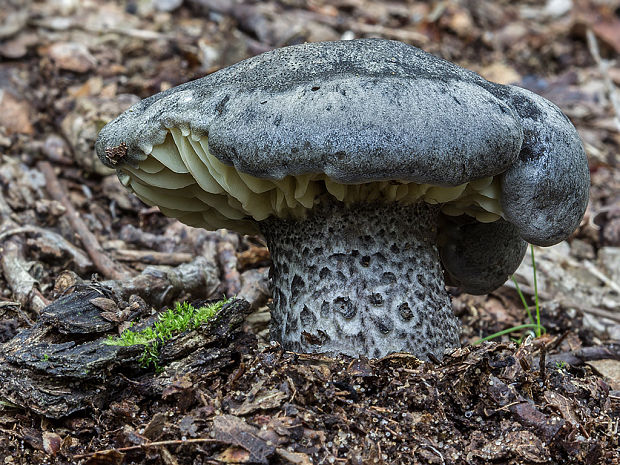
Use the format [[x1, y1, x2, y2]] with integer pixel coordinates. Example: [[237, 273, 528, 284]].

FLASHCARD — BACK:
[[0, 291, 251, 418], [100, 256, 219, 309], [212, 415, 275, 464], [488, 375, 565, 442]]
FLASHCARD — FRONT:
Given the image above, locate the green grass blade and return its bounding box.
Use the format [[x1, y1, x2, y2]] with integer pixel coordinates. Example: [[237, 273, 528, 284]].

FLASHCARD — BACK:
[[511, 275, 535, 325], [472, 323, 544, 345], [531, 245, 542, 337]]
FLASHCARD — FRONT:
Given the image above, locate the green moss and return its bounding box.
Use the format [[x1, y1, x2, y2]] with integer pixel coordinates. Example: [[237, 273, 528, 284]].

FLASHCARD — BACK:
[[104, 299, 228, 371]]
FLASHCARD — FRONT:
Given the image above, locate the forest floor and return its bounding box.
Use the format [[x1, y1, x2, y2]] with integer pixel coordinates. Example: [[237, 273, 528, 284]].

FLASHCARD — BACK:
[[0, 0, 619, 464]]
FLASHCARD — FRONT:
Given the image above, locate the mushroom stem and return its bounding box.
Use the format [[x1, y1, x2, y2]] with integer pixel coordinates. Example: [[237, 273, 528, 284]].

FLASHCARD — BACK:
[[259, 200, 460, 360]]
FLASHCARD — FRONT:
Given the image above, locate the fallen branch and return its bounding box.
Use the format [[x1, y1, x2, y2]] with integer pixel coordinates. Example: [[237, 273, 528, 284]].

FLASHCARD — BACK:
[[72, 438, 222, 459], [37, 161, 131, 280], [111, 248, 193, 266], [542, 344, 620, 367], [100, 256, 220, 309], [0, 193, 48, 314], [0, 225, 92, 273], [0, 238, 48, 313]]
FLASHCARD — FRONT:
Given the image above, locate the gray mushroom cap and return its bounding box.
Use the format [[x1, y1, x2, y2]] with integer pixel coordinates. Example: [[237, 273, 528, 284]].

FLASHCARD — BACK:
[[495, 86, 590, 246], [96, 39, 524, 185], [96, 38, 589, 264]]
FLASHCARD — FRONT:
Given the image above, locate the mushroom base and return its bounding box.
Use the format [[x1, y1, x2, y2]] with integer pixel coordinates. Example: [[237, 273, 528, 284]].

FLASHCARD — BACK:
[[259, 200, 460, 360]]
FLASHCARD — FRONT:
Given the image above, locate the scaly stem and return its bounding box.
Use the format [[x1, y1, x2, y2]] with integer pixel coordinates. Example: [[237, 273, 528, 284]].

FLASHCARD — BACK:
[[260, 200, 461, 360]]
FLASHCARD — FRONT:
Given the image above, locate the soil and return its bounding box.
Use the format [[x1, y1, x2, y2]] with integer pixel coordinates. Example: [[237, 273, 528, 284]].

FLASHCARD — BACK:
[[0, 1, 619, 464]]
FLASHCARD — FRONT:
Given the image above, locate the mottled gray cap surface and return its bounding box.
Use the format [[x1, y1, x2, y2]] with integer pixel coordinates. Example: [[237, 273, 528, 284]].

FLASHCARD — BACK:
[[96, 38, 589, 247], [497, 86, 590, 245], [96, 39, 524, 185]]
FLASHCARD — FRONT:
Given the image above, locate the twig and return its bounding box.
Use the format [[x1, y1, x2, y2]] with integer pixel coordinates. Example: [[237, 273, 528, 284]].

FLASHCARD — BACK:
[[0, 225, 92, 273], [541, 344, 620, 367], [29, 18, 173, 41], [583, 260, 620, 294], [73, 438, 222, 459], [0, 239, 48, 313], [111, 249, 193, 266], [575, 305, 620, 324], [119, 224, 176, 250], [0, 193, 48, 315], [586, 29, 620, 131], [495, 400, 527, 412], [37, 161, 131, 280], [295, 9, 429, 45]]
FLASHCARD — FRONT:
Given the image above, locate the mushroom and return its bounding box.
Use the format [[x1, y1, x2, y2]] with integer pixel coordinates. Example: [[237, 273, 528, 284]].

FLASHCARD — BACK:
[[96, 39, 589, 360]]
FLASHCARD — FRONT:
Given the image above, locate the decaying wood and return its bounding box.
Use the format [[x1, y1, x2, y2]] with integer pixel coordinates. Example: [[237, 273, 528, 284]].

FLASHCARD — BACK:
[[0, 193, 48, 313], [545, 344, 620, 367], [111, 248, 194, 266], [159, 298, 253, 366], [37, 161, 131, 280], [0, 293, 252, 418], [0, 239, 48, 313], [100, 256, 220, 309], [0, 288, 142, 417], [0, 225, 92, 273]]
